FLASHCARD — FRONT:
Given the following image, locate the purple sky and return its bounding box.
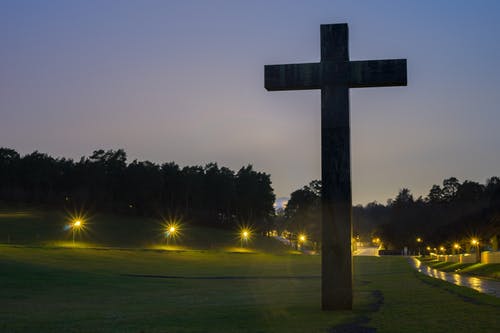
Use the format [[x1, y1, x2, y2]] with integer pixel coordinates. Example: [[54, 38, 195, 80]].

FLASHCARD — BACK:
[[1, 0, 500, 205]]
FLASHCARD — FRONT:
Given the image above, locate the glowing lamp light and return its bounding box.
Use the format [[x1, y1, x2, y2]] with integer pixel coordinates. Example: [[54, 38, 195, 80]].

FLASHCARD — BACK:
[[164, 221, 181, 246], [471, 239, 479, 246], [239, 227, 252, 248], [70, 218, 84, 245], [453, 243, 460, 249], [416, 237, 422, 243], [299, 234, 307, 243]]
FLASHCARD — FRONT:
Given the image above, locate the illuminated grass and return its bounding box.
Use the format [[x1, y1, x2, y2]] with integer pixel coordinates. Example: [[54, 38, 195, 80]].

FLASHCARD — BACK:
[[0, 208, 288, 253], [367, 257, 499, 333], [43, 240, 101, 248], [1, 208, 498, 332], [0, 247, 498, 333], [420, 258, 500, 279], [459, 263, 500, 279], [0, 246, 354, 333], [0, 211, 37, 218], [149, 244, 189, 252]]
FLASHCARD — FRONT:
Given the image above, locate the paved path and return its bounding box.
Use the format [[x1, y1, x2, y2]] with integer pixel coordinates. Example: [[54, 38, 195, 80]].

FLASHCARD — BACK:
[[273, 236, 292, 246], [409, 257, 500, 298], [355, 246, 380, 256]]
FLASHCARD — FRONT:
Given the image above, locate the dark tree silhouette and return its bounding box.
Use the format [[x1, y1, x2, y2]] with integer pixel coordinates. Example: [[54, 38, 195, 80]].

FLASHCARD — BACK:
[[284, 178, 500, 252], [0, 148, 275, 230]]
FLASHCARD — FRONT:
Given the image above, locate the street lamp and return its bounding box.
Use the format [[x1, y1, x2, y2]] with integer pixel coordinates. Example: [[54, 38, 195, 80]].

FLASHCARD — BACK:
[[240, 229, 251, 248], [471, 238, 480, 262], [72, 219, 83, 245], [298, 234, 307, 249], [165, 223, 179, 246], [416, 237, 423, 255]]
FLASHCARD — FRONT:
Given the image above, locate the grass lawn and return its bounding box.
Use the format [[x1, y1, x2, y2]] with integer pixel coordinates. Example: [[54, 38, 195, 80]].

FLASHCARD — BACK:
[[1, 246, 499, 333], [419, 257, 500, 279], [1, 209, 499, 332], [0, 208, 288, 253]]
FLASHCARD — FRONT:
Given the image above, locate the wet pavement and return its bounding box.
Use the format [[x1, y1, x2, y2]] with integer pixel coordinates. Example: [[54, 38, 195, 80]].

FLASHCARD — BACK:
[[409, 257, 500, 298]]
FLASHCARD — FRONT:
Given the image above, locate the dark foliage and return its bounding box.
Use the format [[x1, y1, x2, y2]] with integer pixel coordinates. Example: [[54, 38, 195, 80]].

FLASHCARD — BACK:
[[284, 177, 500, 251], [0, 147, 275, 230]]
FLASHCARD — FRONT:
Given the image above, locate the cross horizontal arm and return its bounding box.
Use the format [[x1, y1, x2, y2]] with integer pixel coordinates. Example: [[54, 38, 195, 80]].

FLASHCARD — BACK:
[[265, 63, 321, 91], [349, 59, 407, 88]]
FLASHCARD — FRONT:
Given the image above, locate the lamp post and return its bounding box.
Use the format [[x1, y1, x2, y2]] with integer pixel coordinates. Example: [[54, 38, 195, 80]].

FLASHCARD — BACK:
[[72, 219, 82, 245], [166, 225, 177, 246], [298, 234, 307, 250], [471, 239, 480, 263], [240, 229, 250, 248], [416, 237, 422, 255]]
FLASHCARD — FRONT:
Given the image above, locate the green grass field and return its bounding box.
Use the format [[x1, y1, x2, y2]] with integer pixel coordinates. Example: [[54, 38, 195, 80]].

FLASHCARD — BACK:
[[0, 208, 288, 253], [1, 246, 499, 333], [1, 208, 499, 332], [418, 257, 500, 279]]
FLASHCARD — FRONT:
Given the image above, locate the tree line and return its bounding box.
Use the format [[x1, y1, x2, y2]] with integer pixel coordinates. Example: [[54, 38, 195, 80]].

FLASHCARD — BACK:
[[0, 148, 275, 230], [282, 177, 500, 251]]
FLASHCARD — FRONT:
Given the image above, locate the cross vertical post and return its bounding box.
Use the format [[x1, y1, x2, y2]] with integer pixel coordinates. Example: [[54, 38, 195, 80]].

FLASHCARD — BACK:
[[264, 23, 406, 311], [320, 24, 352, 310]]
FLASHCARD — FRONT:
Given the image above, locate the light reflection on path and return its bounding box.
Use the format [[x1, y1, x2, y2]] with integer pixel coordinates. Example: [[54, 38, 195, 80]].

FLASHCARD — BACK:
[[409, 258, 500, 298]]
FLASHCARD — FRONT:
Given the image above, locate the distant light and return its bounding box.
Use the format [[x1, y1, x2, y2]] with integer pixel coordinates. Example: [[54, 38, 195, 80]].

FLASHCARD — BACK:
[[165, 222, 180, 237], [70, 217, 85, 245], [439, 246, 445, 252], [416, 237, 422, 243], [164, 221, 181, 246], [237, 226, 253, 248], [471, 239, 479, 246], [240, 227, 252, 241], [299, 234, 306, 242], [453, 243, 460, 249], [426, 246, 431, 251]]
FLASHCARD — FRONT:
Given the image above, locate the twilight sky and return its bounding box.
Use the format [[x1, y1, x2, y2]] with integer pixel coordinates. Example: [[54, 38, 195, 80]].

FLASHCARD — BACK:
[[1, 0, 499, 205]]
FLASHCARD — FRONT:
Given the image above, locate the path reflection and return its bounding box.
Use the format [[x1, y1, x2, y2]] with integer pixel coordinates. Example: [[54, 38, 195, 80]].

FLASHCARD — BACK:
[[410, 258, 499, 298]]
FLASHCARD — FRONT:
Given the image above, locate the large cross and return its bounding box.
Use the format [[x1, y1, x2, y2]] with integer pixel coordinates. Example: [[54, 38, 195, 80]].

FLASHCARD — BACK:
[[265, 23, 407, 311]]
